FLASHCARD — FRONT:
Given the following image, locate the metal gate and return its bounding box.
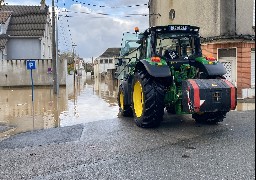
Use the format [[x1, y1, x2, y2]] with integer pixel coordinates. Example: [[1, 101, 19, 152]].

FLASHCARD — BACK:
[[218, 48, 237, 86]]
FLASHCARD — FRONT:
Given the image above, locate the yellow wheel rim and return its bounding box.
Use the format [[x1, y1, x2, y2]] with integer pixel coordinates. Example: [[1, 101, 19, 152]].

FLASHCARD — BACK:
[[133, 81, 144, 118], [120, 92, 124, 110]]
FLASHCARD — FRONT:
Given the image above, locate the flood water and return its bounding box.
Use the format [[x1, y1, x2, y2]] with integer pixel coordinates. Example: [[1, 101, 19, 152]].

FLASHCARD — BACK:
[[0, 73, 119, 136], [0, 73, 254, 136]]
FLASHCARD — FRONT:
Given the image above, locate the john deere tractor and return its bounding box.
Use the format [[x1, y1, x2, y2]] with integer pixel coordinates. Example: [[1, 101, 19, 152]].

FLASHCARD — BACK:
[[117, 25, 237, 128]]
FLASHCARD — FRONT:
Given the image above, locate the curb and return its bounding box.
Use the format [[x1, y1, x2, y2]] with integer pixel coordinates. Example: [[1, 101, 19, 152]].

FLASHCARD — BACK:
[[237, 98, 255, 103], [0, 125, 16, 141]]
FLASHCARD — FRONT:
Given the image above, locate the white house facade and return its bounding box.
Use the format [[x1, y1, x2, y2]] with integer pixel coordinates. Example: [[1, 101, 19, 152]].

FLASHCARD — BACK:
[[94, 48, 120, 78], [0, 5, 66, 86]]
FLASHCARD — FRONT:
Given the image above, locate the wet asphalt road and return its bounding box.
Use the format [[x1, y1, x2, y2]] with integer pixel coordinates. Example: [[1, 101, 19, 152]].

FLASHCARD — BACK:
[[0, 110, 255, 180]]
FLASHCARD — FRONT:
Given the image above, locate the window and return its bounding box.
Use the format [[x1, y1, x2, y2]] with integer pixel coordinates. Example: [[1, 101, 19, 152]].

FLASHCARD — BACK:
[[104, 59, 108, 64], [0, 24, 2, 34], [146, 37, 152, 58], [156, 36, 197, 58], [109, 59, 113, 64], [100, 59, 103, 64]]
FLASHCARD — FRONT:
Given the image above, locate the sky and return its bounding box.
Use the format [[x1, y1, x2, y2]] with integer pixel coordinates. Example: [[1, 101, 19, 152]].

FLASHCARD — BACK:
[[5, 0, 149, 61]]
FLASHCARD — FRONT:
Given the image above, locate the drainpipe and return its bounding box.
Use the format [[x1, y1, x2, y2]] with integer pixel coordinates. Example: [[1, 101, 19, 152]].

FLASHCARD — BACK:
[[235, 0, 236, 35]]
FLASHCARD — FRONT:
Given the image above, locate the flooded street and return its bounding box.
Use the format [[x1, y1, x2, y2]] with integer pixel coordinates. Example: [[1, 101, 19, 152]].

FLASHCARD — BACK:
[[60, 76, 119, 127], [0, 72, 254, 136], [0, 73, 119, 136]]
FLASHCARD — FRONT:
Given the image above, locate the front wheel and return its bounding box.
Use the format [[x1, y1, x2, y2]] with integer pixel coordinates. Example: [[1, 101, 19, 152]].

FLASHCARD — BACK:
[[132, 70, 165, 128], [117, 85, 133, 117]]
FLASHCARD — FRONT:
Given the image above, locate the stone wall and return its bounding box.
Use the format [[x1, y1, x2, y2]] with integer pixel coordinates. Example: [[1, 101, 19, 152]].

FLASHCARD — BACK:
[[0, 59, 67, 86]]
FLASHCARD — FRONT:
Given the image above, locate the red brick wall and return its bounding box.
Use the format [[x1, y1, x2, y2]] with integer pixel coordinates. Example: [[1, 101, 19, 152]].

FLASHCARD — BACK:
[[201, 41, 255, 98]]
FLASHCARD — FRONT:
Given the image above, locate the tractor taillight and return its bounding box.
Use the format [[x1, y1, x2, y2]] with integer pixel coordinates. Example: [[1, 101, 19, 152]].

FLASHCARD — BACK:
[[151, 57, 161, 63], [206, 56, 216, 61]]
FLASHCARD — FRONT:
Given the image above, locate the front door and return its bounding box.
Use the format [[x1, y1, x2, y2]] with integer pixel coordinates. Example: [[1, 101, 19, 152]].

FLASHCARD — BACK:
[[218, 48, 237, 86]]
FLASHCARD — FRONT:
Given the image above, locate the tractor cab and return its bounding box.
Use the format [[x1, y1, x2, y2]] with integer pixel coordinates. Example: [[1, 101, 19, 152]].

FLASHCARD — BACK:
[[137, 25, 202, 69]]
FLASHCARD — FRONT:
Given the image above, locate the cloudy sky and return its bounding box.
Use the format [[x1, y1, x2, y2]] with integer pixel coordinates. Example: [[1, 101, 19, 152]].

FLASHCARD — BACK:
[[6, 0, 149, 61]]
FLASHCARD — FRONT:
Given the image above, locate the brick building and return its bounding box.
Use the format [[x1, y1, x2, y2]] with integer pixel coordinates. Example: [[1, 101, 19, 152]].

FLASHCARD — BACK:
[[149, 0, 255, 98]]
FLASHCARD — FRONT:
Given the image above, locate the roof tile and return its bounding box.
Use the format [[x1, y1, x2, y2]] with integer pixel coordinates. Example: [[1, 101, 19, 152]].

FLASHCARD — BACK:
[[0, 35, 9, 48], [99, 48, 121, 58], [1, 5, 49, 37]]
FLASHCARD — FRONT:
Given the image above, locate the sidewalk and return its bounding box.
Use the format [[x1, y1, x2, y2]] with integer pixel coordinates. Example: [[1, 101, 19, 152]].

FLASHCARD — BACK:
[[237, 98, 255, 103]]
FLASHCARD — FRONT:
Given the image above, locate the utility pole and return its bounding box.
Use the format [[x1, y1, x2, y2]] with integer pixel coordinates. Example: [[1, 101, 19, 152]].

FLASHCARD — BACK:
[[52, 0, 58, 94]]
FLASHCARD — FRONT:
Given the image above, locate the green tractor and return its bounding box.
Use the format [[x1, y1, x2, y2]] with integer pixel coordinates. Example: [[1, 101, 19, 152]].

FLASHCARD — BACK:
[[117, 25, 237, 128]]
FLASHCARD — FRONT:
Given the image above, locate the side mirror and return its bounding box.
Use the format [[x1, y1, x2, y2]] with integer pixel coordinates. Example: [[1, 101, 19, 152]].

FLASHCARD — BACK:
[[118, 59, 123, 66], [115, 58, 123, 66]]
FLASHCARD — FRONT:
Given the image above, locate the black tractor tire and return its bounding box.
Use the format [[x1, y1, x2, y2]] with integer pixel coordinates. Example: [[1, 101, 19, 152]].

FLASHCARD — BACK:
[[132, 70, 165, 128], [192, 111, 227, 124], [117, 85, 133, 117]]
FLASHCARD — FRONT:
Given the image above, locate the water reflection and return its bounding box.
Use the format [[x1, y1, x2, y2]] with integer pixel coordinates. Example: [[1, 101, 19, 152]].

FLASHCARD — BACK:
[[0, 87, 67, 135], [93, 76, 119, 106], [60, 75, 119, 127], [0, 73, 119, 136]]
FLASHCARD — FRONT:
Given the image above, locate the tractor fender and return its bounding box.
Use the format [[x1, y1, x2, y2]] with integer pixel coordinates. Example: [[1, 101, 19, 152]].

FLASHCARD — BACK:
[[137, 60, 172, 77], [120, 75, 133, 105], [198, 62, 227, 76]]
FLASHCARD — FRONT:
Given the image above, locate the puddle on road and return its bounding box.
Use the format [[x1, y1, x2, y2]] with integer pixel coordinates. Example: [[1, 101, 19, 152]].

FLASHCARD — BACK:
[[0, 74, 119, 136], [0, 73, 254, 137]]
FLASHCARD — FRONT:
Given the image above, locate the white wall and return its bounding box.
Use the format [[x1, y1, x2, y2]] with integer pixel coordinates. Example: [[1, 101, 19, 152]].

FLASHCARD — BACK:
[[95, 58, 115, 74], [0, 16, 11, 34], [7, 38, 41, 60], [150, 0, 255, 37], [236, 0, 255, 35], [0, 59, 67, 86], [41, 16, 52, 59]]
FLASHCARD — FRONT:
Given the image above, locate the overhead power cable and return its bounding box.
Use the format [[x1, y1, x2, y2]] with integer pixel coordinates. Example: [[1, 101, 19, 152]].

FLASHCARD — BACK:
[[68, 0, 148, 9], [59, 10, 161, 18]]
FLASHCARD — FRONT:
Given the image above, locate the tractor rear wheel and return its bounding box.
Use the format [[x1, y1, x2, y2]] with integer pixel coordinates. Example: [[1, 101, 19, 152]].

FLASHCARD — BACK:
[[132, 70, 165, 128], [192, 111, 227, 124], [117, 85, 133, 117]]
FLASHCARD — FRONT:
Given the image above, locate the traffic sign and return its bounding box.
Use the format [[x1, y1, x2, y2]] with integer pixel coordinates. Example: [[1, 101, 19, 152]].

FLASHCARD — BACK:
[[26, 60, 36, 70]]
